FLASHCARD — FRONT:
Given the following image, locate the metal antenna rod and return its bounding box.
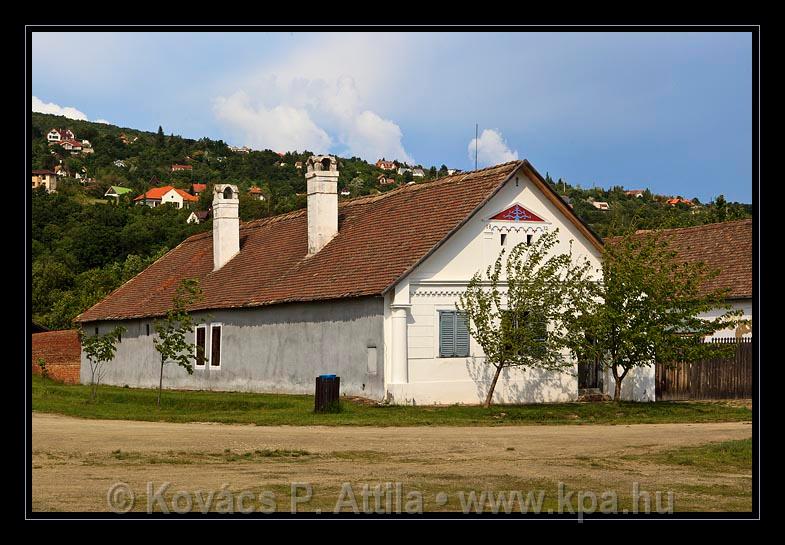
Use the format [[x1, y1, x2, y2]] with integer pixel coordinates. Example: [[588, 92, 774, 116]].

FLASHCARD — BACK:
[[475, 123, 478, 170]]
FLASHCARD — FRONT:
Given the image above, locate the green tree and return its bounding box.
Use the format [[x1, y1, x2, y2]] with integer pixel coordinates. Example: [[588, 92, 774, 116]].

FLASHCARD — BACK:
[[574, 230, 745, 400], [458, 230, 596, 407], [153, 278, 203, 407], [156, 125, 165, 149], [79, 325, 126, 400]]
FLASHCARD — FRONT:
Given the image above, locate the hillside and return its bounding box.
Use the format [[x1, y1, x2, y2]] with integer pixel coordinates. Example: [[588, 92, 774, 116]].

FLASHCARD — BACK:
[[30, 113, 752, 330]]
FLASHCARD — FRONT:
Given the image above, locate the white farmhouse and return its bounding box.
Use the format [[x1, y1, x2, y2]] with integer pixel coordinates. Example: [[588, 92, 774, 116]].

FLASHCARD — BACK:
[[77, 157, 615, 405]]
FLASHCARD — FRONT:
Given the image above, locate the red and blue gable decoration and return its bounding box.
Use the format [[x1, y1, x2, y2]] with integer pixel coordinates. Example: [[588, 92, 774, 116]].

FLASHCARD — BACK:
[[490, 203, 545, 222]]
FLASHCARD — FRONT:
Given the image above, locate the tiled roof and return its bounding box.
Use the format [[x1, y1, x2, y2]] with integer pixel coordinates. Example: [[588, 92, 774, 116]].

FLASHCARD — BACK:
[[192, 183, 207, 193], [77, 160, 602, 322], [133, 186, 199, 202], [607, 219, 752, 299]]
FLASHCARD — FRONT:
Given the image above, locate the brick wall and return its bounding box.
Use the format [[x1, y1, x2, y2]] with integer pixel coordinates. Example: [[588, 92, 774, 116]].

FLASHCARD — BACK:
[[31, 330, 81, 384]]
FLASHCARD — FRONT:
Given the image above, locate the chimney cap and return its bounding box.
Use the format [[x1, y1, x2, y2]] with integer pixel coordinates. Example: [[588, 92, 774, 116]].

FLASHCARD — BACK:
[[306, 155, 338, 178], [213, 183, 239, 201]]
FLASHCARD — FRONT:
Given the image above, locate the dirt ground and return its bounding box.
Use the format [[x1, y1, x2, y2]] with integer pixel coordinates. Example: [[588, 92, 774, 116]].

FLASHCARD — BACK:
[[31, 413, 753, 514]]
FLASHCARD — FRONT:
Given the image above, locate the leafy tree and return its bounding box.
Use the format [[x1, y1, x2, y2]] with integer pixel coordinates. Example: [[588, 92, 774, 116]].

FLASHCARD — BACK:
[[156, 125, 165, 149], [153, 279, 203, 407], [458, 229, 596, 407], [79, 325, 126, 400], [573, 230, 745, 400]]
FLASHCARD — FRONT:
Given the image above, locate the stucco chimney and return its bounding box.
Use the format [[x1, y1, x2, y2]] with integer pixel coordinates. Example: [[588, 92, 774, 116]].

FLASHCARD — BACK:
[[305, 155, 339, 255], [212, 183, 240, 270]]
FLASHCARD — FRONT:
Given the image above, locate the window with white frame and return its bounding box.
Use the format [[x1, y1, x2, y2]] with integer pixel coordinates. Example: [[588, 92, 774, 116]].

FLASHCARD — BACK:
[[210, 324, 222, 368], [438, 310, 470, 358], [194, 325, 207, 368]]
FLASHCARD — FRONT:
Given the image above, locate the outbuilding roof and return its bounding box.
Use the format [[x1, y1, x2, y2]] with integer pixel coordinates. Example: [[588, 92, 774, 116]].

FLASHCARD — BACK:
[[607, 219, 752, 299]]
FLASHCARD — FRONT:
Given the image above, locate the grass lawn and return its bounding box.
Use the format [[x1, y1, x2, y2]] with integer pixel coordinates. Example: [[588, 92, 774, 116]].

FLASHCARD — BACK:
[[32, 376, 752, 427], [644, 438, 753, 473]]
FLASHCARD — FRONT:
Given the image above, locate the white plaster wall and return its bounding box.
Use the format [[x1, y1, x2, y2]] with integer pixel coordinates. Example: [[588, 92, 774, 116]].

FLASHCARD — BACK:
[[700, 299, 752, 339], [385, 166, 605, 405]]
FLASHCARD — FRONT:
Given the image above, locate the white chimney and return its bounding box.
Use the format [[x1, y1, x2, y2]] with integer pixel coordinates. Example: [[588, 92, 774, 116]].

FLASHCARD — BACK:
[[212, 183, 240, 270], [306, 155, 339, 255]]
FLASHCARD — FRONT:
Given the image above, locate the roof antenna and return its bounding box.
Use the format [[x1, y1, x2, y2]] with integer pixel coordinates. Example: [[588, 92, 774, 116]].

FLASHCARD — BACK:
[[475, 123, 478, 171]]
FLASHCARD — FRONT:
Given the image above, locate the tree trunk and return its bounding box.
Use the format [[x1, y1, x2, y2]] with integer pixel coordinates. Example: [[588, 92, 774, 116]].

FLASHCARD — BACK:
[[483, 365, 504, 408], [611, 364, 628, 401], [157, 358, 164, 408]]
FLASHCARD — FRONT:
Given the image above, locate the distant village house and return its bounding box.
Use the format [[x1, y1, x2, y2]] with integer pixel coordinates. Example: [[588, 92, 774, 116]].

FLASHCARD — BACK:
[[133, 186, 199, 209], [376, 159, 396, 171], [46, 128, 75, 143], [31, 169, 57, 193]]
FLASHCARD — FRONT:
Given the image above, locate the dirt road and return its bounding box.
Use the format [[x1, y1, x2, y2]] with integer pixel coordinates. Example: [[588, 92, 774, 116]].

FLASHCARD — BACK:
[[31, 413, 752, 513]]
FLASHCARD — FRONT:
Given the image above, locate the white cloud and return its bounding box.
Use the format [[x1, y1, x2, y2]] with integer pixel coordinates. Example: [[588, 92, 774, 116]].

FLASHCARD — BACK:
[[345, 111, 413, 164], [32, 96, 88, 121], [213, 34, 415, 163], [468, 129, 519, 167], [32, 96, 111, 125], [213, 91, 332, 154]]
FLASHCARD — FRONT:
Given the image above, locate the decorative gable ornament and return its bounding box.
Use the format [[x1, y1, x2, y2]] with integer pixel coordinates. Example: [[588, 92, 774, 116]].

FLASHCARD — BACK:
[[490, 203, 545, 222]]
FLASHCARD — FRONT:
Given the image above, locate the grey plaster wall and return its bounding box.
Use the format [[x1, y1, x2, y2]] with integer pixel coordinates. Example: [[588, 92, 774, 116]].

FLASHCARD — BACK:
[[80, 297, 386, 399]]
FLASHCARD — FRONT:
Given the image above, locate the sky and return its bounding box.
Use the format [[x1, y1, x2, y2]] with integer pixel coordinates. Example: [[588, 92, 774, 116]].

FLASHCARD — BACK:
[[31, 32, 753, 202]]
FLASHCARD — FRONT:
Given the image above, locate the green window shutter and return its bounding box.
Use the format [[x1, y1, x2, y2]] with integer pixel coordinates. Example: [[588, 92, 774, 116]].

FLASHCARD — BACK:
[[455, 312, 470, 357], [439, 311, 455, 357]]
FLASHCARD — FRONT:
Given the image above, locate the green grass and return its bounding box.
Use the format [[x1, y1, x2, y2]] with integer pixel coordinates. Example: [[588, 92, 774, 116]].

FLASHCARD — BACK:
[[32, 376, 752, 427], [648, 438, 752, 473]]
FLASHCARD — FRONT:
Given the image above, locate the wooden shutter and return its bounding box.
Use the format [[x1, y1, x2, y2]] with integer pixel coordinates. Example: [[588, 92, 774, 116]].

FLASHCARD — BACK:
[[439, 311, 455, 357], [195, 327, 206, 367], [455, 312, 470, 357], [210, 325, 221, 367]]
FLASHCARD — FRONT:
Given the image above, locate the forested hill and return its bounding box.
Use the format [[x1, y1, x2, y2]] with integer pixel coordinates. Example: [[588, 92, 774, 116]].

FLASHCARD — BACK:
[[31, 112, 752, 330]]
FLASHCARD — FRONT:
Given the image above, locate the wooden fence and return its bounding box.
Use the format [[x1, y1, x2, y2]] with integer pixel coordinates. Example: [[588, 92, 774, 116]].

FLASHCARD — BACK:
[[655, 338, 753, 401]]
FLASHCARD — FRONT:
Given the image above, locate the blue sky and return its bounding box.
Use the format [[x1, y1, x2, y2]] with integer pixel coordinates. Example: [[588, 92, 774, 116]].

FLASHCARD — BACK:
[[31, 32, 752, 202]]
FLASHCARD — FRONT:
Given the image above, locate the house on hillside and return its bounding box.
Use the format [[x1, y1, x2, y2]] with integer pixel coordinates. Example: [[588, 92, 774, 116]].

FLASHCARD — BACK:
[[171, 164, 193, 173], [104, 186, 133, 200], [411, 168, 425, 178], [447, 168, 462, 175], [32, 169, 58, 193], [119, 133, 138, 145], [589, 200, 610, 211], [624, 189, 645, 198], [113, 160, 127, 168], [191, 183, 207, 197], [375, 159, 396, 171], [397, 167, 412, 176], [133, 186, 199, 209], [248, 186, 266, 201], [666, 197, 694, 207], [77, 157, 610, 405], [377, 174, 395, 186], [47, 128, 75, 143], [59, 139, 83, 153]]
